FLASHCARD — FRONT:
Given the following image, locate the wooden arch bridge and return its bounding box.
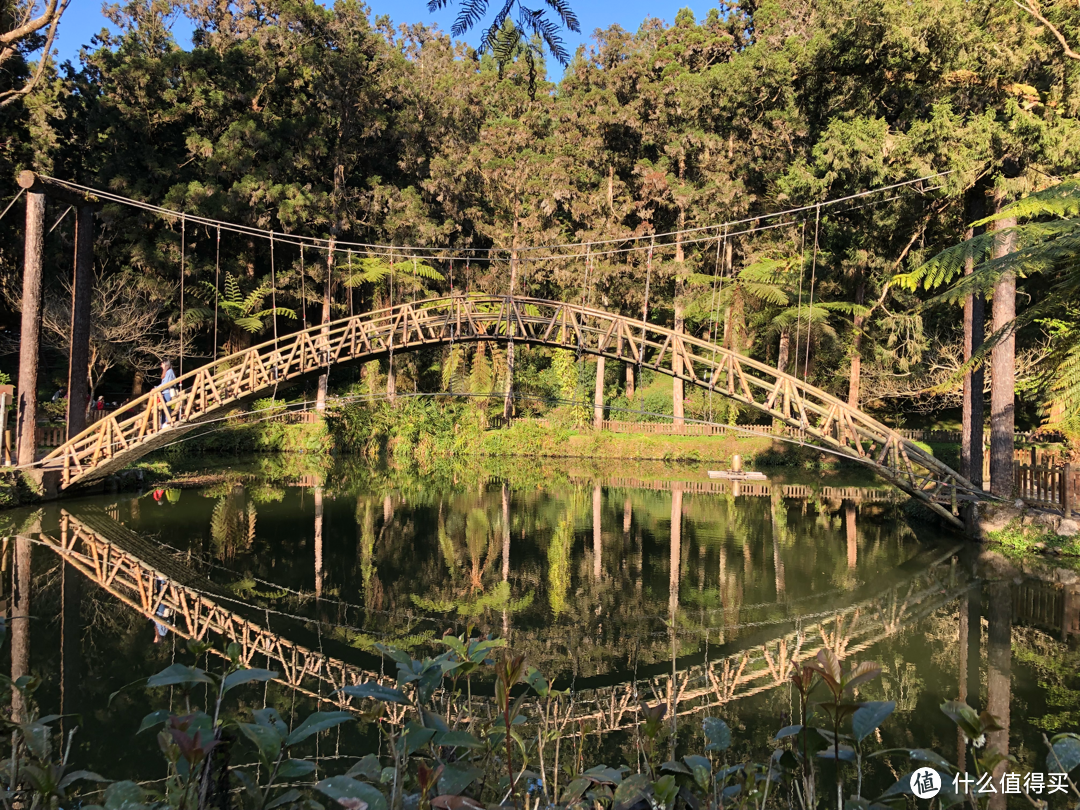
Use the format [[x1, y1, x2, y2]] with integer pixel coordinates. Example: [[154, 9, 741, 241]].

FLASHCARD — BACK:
[[33, 509, 967, 734], [36, 295, 980, 525]]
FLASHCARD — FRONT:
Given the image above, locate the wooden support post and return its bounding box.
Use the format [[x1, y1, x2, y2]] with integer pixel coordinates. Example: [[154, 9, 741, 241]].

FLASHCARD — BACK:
[[1013, 460, 1020, 500], [1064, 463, 1073, 516], [594, 355, 605, 430], [66, 205, 94, 439], [0, 386, 11, 466], [17, 191, 45, 467]]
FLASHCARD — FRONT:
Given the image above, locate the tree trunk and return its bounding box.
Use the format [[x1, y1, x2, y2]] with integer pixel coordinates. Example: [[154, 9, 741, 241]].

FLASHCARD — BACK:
[[989, 190, 1016, 498], [60, 559, 81, 739], [502, 483, 510, 636], [673, 222, 685, 428], [132, 370, 144, 397], [593, 356, 605, 429], [503, 217, 520, 420], [770, 490, 786, 601], [776, 327, 790, 374], [669, 487, 682, 619], [316, 239, 335, 411], [593, 484, 602, 581], [66, 205, 94, 439], [962, 190, 987, 487], [986, 581, 1012, 810], [11, 536, 31, 723], [314, 486, 324, 598], [847, 279, 866, 408], [17, 192, 44, 467], [844, 500, 857, 569]]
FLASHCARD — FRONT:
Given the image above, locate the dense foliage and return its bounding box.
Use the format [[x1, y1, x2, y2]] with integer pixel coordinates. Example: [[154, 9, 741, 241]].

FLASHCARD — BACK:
[[2, 0, 1080, 427]]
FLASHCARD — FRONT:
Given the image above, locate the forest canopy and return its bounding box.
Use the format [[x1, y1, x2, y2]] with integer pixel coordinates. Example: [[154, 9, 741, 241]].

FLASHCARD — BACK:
[[2, 0, 1080, 431]]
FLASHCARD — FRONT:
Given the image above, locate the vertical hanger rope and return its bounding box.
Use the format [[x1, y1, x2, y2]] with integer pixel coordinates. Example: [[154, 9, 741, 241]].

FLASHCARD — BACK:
[[179, 215, 185, 377], [270, 230, 278, 344], [803, 204, 821, 382], [213, 225, 220, 362]]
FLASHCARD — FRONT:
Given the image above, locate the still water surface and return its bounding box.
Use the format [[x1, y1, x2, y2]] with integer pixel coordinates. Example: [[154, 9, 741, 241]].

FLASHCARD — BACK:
[[4, 457, 1080, 793]]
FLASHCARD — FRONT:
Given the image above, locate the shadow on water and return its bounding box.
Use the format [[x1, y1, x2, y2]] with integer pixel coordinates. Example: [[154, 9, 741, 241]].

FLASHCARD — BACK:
[[2, 456, 1080, 790]]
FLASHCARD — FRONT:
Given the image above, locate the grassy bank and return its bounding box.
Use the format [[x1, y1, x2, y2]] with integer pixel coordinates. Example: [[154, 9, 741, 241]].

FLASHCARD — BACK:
[[987, 518, 1080, 558], [479, 419, 803, 464], [140, 398, 878, 469]]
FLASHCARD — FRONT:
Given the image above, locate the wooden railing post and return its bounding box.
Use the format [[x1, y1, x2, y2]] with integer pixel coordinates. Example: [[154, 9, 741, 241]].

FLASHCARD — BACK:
[[1064, 462, 1073, 516]]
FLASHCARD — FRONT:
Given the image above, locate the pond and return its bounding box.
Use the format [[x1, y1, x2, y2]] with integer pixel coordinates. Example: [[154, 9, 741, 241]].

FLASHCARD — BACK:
[[3, 456, 1080, 797]]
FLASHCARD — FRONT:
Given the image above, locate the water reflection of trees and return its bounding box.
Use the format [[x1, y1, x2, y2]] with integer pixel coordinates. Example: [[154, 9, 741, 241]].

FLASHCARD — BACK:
[[160, 465, 941, 683], [18, 487, 1080, 788]]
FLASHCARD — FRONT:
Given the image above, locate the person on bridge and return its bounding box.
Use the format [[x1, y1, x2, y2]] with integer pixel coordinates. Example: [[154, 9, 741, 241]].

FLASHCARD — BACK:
[[159, 359, 176, 428], [95, 396, 104, 411]]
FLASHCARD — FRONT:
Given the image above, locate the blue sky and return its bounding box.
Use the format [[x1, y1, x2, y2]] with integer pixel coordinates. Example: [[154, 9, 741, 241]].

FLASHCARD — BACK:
[[52, 0, 705, 76]]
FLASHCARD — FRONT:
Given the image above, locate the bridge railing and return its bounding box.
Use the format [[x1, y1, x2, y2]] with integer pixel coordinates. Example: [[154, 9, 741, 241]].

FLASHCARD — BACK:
[[32, 295, 976, 525]]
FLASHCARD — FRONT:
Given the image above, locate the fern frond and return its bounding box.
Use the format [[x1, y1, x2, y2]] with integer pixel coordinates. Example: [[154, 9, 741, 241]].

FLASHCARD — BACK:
[[900, 221, 1079, 292], [541, 0, 579, 32], [453, 0, 491, 37], [814, 301, 870, 317], [975, 179, 1080, 226], [235, 316, 265, 333], [929, 229, 1080, 307], [739, 282, 788, 306], [223, 273, 242, 303]]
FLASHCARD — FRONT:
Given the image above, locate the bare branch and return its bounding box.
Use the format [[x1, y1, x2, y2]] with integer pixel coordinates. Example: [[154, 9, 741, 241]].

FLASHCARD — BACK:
[[1015, 0, 1080, 60], [0, 0, 60, 46], [37, 273, 181, 395], [860, 339, 1049, 412], [0, 0, 69, 106]]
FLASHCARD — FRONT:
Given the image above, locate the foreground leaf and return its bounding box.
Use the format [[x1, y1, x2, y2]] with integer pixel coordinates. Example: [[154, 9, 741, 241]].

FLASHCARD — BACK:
[[316, 777, 388, 810], [285, 711, 353, 746], [147, 664, 215, 688]]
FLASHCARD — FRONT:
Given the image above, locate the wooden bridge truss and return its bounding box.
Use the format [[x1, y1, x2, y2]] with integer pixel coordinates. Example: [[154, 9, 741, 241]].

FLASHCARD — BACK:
[[31, 511, 966, 735], [37, 295, 980, 525]]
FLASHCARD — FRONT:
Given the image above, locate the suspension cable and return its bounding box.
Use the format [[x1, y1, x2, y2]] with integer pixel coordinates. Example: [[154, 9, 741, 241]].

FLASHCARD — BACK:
[[36, 172, 948, 263]]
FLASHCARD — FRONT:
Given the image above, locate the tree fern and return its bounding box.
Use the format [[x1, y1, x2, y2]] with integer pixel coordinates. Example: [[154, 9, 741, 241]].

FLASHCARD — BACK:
[[898, 178, 1080, 422]]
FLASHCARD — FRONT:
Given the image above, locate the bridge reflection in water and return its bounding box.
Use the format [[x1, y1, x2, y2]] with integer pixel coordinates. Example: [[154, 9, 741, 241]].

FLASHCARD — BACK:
[[3, 479, 1078, 787]]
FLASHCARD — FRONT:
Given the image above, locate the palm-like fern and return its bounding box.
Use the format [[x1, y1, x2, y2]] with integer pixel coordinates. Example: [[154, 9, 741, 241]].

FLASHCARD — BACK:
[[686, 256, 858, 366], [340, 256, 444, 305], [896, 178, 1080, 422], [188, 272, 296, 354]]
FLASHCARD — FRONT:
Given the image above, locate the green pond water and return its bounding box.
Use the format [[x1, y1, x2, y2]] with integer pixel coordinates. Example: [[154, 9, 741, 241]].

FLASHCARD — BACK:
[[3, 456, 1080, 798]]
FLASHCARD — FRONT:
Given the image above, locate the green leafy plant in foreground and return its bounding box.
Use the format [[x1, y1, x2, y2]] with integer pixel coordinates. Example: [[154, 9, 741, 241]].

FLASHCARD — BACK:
[[7, 626, 1080, 810]]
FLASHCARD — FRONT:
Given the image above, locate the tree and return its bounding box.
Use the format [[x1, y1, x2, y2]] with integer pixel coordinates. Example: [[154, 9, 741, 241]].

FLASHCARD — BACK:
[[39, 271, 180, 397], [899, 179, 1080, 428]]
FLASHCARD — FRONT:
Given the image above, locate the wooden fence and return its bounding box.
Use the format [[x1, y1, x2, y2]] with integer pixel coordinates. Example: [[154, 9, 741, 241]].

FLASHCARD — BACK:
[[1014, 460, 1077, 514], [489, 415, 790, 436], [897, 428, 1065, 444]]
